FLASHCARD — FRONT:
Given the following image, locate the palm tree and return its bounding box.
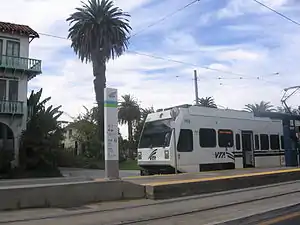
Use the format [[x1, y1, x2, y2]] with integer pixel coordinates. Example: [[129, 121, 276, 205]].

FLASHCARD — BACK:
[[277, 106, 300, 115], [66, 0, 131, 143], [118, 94, 141, 143], [199, 97, 217, 108], [140, 107, 155, 121], [19, 89, 64, 170], [244, 101, 275, 113]]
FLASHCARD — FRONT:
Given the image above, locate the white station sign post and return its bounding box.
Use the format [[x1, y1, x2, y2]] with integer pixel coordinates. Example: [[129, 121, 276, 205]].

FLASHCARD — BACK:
[[104, 88, 119, 180]]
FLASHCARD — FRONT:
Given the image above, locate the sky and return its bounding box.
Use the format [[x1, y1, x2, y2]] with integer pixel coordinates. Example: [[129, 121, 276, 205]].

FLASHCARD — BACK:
[[2, 0, 300, 138]]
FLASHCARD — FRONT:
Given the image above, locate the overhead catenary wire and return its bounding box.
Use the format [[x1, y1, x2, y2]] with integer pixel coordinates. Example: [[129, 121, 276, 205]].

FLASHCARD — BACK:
[[35, 31, 280, 81], [128, 50, 280, 80], [252, 0, 300, 27], [38, 32, 68, 40]]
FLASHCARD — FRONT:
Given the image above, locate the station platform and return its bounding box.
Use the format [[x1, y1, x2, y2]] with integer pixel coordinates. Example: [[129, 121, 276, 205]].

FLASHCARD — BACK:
[[123, 167, 300, 199]]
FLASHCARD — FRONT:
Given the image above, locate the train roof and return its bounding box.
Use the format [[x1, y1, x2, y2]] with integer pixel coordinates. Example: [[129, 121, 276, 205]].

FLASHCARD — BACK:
[[148, 104, 283, 122]]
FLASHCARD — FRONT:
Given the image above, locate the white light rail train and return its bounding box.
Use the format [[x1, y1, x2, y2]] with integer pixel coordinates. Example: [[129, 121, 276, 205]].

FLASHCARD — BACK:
[[137, 104, 286, 176]]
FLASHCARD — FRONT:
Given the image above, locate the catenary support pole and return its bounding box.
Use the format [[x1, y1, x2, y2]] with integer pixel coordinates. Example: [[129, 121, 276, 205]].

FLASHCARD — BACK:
[[194, 70, 199, 105]]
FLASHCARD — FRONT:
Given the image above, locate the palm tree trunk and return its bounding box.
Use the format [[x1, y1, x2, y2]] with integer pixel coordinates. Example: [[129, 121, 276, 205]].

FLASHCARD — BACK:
[[128, 121, 133, 142], [92, 55, 106, 149], [128, 121, 134, 159]]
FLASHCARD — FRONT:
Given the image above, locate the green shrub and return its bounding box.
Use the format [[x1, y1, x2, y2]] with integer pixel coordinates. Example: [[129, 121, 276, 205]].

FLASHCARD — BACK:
[[54, 149, 105, 169]]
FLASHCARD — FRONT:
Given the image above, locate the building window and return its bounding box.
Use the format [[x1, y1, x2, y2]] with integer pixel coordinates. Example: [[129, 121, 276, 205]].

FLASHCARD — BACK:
[[254, 134, 259, 150], [235, 133, 241, 150], [8, 80, 18, 101], [280, 135, 284, 149], [6, 41, 20, 57], [177, 129, 193, 152], [6, 41, 20, 67], [199, 128, 216, 148], [260, 134, 269, 150], [0, 79, 6, 100], [270, 135, 280, 150], [218, 129, 234, 147]]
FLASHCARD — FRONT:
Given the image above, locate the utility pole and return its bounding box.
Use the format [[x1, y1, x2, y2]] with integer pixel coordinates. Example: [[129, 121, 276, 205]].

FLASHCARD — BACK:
[[194, 70, 199, 105], [281, 85, 300, 167]]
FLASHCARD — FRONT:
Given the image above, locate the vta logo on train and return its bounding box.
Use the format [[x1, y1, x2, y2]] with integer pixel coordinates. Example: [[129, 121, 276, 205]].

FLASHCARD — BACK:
[[214, 152, 226, 158], [148, 149, 157, 160]]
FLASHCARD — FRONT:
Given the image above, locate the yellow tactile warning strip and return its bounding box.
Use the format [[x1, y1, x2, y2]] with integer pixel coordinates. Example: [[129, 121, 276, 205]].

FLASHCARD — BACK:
[[141, 168, 300, 186], [124, 167, 260, 179]]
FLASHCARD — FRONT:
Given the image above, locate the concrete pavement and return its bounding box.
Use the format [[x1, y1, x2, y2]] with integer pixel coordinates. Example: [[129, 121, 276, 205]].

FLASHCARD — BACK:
[[0, 168, 139, 187], [125, 167, 300, 199], [1, 167, 300, 211], [1, 181, 300, 225], [60, 167, 139, 178], [59, 167, 140, 178]]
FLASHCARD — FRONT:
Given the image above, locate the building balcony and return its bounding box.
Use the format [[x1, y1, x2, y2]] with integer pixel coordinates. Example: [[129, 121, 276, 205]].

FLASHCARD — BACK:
[[0, 55, 42, 79], [0, 100, 24, 115]]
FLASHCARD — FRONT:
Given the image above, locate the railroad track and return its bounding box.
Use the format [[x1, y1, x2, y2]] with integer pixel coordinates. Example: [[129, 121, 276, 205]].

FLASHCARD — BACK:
[[109, 188, 300, 225], [2, 180, 300, 224]]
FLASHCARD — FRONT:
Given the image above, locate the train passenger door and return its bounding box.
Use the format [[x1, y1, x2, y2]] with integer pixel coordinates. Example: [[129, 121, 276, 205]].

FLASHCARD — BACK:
[[176, 129, 194, 172], [241, 131, 255, 168]]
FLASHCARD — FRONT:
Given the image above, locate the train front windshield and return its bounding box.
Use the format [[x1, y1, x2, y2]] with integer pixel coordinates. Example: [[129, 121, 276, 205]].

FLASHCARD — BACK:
[[139, 119, 172, 149]]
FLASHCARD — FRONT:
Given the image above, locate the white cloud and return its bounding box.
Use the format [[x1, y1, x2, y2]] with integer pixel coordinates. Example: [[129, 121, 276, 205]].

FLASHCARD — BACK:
[[2, 0, 300, 139], [216, 49, 263, 61], [216, 0, 290, 19]]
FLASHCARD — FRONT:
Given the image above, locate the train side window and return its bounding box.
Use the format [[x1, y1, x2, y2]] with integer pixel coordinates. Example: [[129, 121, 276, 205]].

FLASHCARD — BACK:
[[254, 135, 259, 150], [270, 135, 280, 150], [260, 134, 269, 150], [235, 134, 241, 150], [199, 128, 216, 148], [218, 129, 234, 147], [177, 129, 193, 152], [280, 135, 285, 149]]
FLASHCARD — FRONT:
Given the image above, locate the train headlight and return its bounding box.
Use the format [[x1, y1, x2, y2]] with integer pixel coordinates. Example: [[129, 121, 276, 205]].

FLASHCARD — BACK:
[[138, 152, 142, 160], [164, 150, 169, 159]]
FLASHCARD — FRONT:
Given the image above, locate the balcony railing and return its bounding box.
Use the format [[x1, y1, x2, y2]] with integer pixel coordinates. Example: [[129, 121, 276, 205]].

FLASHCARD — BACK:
[[0, 100, 24, 115], [0, 55, 42, 76]]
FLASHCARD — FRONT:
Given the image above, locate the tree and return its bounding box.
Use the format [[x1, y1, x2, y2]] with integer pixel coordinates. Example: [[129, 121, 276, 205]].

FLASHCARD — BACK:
[[276, 106, 289, 113], [66, 0, 132, 144], [69, 106, 103, 159], [199, 97, 217, 108], [19, 88, 64, 172], [140, 107, 155, 120], [244, 101, 275, 113], [277, 106, 300, 115], [118, 94, 141, 142]]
